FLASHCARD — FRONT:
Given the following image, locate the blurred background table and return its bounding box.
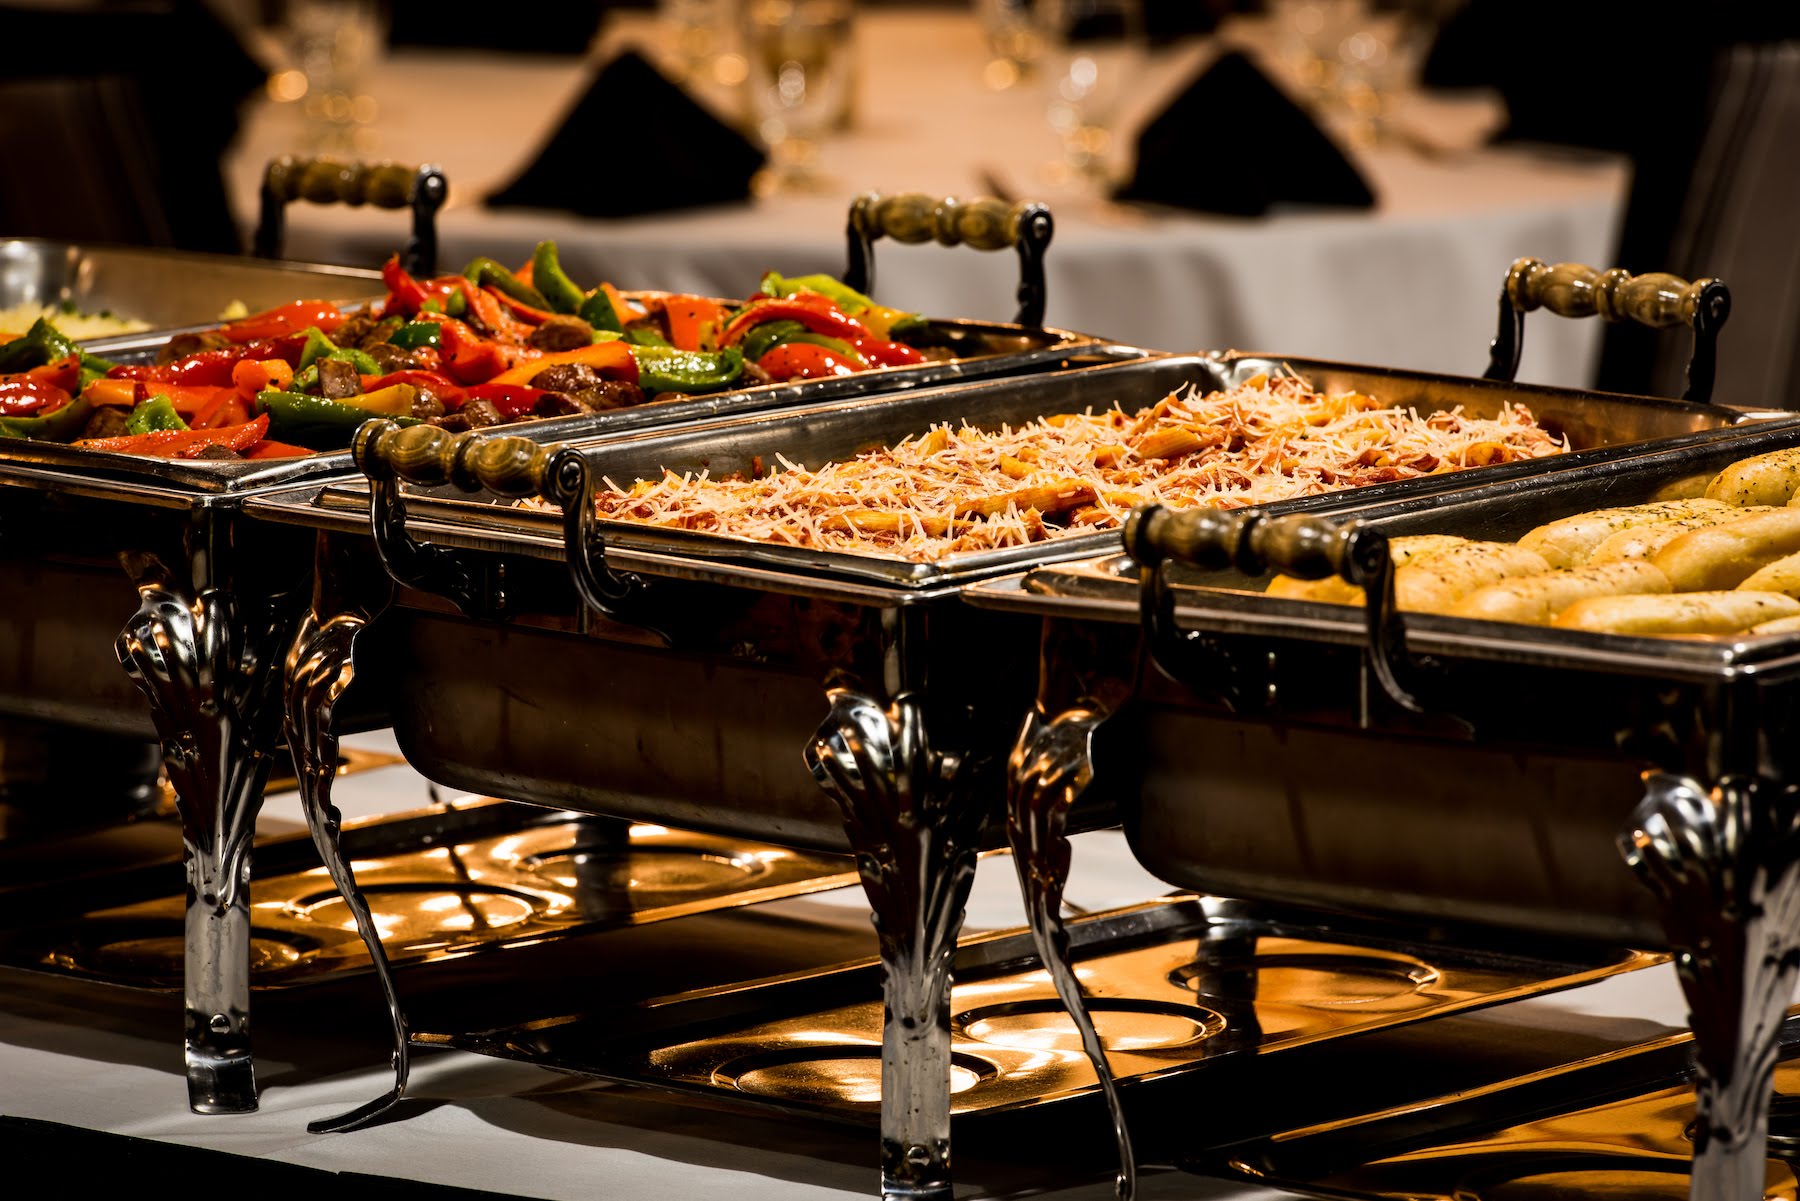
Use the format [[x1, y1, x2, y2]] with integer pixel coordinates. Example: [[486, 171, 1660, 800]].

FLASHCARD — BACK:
[[224, 6, 1628, 391]]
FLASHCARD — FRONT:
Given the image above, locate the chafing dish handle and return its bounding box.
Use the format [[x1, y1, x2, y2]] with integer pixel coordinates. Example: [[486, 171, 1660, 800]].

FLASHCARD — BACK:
[[254, 157, 448, 278], [1123, 506, 1424, 712], [352, 421, 643, 619], [844, 191, 1054, 328], [1483, 257, 1731, 403]]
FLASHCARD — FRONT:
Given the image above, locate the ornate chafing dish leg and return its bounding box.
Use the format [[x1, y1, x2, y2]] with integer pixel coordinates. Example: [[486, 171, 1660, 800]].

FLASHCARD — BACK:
[[1008, 701, 1135, 1201], [284, 608, 410, 1133], [1622, 772, 1800, 1201], [807, 686, 986, 1201], [116, 543, 301, 1115]]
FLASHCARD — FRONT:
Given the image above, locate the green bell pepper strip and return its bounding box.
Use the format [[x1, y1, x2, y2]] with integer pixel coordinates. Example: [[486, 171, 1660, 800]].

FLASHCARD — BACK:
[[388, 320, 443, 351], [625, 326, 671, 348], [531, 242, 586, 315], [255, 389, 418, 451], [759, 271, 926, 338], [630, 346, 744, 395], [740, 319, 807, 363], [463, 257, 551, 311], [578, 288, 624, 333], [294, 327, 339, 372], [0, 397, 93, 440], [124, 396, 188, 436], [0, 318, 116, 383]]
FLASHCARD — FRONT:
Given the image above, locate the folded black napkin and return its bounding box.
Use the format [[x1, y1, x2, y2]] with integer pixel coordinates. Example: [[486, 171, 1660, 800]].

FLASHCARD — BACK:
[[487, 51, 766, 219], [1113, 50, 1374, 217], [388, 0, 603, 54]]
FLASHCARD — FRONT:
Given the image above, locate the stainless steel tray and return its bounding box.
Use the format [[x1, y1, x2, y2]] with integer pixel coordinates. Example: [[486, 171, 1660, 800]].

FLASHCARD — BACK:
[[434, 894, 1659, 1123], [1207, 1014, 1800, 1200], [251, 351, 1775, 598], [0, 238, 384, 334], [0, 796, 856, 990]]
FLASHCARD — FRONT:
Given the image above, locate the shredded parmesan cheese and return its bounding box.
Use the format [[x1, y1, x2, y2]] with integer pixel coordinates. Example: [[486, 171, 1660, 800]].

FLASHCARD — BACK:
[[582, 373, 1566, 562]]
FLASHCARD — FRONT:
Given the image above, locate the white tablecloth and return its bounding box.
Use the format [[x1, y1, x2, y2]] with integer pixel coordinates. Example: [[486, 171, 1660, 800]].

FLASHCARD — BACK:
[[0, 732, 1695, 1200], [225, 9, 1628, 392]]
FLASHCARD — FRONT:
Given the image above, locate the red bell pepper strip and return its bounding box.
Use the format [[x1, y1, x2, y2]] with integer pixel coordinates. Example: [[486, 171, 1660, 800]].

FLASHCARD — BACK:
[[757, 342, 859, 381], [718, 297, 865, 348], [243, 439, 314, 459], [457, 279, 534, 343], [0, 378, 73, 417], [18, 355, 81, 394], [75, 413, 270, 459], [109, 336, 305, 386], [465, 383, 547, 419], [220, 300, 345, 342], [848, 336, 927, 367], [381, 255, 434, 316], [190, 391, 252, 430], [487, 287, 557, 325], [483, 341, 638, 387], [361, 370, 466, 412]]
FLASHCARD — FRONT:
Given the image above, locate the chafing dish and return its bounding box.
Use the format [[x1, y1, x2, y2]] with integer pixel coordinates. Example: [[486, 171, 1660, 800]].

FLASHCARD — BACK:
[[0, 189, 1128, 1121], [964, 416, 1800, 1201], [242, 337, 1779, 1196]]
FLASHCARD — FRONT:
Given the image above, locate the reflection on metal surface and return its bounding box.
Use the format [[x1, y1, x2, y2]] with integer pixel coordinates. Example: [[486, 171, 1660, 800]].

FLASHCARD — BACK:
[[462, 898, 1660, 1124], [1222, 1043, 1800, 1201], [2, 815, 857, 990]]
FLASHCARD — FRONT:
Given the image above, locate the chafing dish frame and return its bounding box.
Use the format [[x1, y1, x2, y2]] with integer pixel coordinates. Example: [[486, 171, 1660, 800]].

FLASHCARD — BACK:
[[249, 350, 1784, 1198], [965, 415, 1800, 1201]]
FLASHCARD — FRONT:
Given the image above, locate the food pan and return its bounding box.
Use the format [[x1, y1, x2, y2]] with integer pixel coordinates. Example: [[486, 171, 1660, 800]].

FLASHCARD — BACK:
[[0, 237, 383, 334], [245, 350, 1771, 1196], [964, 416, 1800, 1201]]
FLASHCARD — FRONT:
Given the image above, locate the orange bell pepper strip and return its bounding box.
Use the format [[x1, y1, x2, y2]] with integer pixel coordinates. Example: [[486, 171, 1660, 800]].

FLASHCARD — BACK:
[[482, 341, 638, 387], [232, 358, 295, 399], [663, 296, 727, 352], [75, 413, 270, 458], [82, 377, 143, 408]]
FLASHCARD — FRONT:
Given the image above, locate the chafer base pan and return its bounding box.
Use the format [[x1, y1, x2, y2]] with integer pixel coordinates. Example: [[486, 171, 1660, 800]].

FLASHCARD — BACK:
[[0, 797, 855, 990], [429, 895, 1658, 1124], [1206, 1013, 1800, 1201]]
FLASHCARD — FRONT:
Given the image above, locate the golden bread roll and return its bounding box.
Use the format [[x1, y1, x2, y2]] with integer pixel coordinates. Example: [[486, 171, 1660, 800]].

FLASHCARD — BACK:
[[1447, 560, 1670, 625], [1263, 535, 1468, 605], [1652, 508, 1800, 591], [1518, 500, 1730, 569], [1704, 447, 1800, 507], [1737, 550, 1800, 598], [1395, 542, 1552, 614], [1748, 613, 1800, 636], [1553, 590, 1800, 636], [1265, 575, 1364, 604], [1588, 506, 1778, 564], [1648, 472, 1718, 501]]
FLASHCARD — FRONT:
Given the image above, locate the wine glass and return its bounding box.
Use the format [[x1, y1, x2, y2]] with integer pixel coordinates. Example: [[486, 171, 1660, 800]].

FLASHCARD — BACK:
[[1036, 0, 1147, 186], [743, 0, 854, 192]]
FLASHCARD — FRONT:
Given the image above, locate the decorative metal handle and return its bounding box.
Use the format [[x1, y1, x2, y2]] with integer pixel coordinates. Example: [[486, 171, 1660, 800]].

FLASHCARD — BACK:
[[843, 191, 1054, 328], [1123, 506, 1424, 713], [354, 422, 551, 499], [254, 156, 448, 277], [1484, 257, 1731, 403]]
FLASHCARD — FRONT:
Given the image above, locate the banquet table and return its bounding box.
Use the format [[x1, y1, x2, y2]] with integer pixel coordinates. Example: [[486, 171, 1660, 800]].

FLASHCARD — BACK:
[[0, 731, 1698, 1200], [224, 8, 1631, 393]]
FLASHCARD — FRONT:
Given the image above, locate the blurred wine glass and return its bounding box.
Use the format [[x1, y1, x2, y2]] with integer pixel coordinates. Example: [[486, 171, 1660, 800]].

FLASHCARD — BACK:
[[1037, 0, 1146, 186], [275, 0, 385, 153], [743, 0, 855, 192], [974, 0, 1045, 91]]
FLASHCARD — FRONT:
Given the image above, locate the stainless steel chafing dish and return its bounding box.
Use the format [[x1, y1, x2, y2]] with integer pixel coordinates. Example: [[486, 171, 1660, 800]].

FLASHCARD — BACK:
[[243, 319, 1777, 1197], [963, 416, 1800, 1201]]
